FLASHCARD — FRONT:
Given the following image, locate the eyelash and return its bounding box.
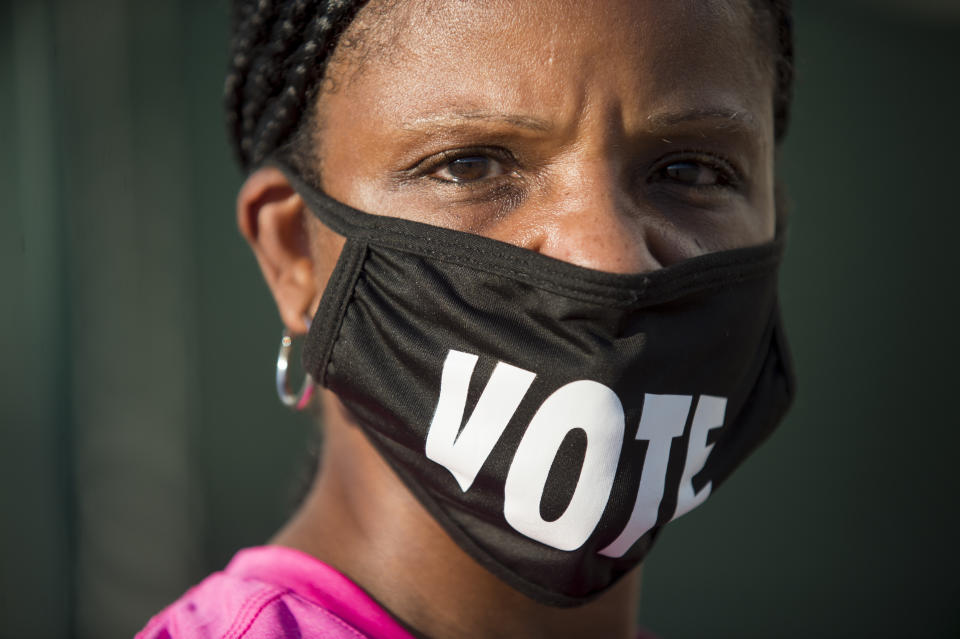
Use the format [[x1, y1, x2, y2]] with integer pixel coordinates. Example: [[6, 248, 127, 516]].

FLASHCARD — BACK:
[[416, 147, 518, 186], [648, 150, 743, 191], [409, 146, 744, 194]]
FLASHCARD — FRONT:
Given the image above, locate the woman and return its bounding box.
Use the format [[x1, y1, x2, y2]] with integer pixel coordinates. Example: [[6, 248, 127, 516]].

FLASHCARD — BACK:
[[139, 0, 795, 637]]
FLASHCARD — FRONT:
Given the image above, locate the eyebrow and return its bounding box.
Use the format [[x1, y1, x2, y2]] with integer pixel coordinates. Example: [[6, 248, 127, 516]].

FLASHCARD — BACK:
[[646, 107, 759, 132], [399, 110, 554, 133]]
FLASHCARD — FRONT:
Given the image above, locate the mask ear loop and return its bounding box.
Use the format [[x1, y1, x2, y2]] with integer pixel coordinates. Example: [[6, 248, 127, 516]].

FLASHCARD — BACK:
[[276, 316, 315, 411]]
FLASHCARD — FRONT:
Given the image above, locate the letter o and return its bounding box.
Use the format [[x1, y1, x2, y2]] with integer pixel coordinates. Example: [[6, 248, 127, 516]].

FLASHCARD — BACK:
[[503, 380, 625, 551]]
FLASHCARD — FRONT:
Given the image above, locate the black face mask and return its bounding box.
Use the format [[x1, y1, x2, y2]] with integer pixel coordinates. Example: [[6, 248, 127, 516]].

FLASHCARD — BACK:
[[278, 161, 796, 607]]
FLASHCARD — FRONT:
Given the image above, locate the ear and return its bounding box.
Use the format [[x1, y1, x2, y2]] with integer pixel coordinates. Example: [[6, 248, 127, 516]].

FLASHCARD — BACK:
[[238, 166, 316, 334]]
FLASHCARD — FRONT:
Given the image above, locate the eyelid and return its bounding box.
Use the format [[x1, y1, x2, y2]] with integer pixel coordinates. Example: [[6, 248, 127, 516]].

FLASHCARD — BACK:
[[406, 145, 518, 176], [648, 149, 745, 189]]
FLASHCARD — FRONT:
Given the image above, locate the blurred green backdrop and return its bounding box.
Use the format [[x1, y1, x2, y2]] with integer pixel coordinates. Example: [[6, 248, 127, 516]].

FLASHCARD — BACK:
[[1, 0, 958, 637]]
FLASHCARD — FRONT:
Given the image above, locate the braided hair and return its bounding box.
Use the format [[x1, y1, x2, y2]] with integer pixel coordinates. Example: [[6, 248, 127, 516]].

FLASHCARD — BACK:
[[753, 0, 795, 151], [225, 0, 795, 173], [225, 0, 372, 172]]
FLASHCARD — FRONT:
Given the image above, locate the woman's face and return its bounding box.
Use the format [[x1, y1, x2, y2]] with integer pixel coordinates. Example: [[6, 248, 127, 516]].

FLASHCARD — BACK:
[[305, 0, 776, 282]]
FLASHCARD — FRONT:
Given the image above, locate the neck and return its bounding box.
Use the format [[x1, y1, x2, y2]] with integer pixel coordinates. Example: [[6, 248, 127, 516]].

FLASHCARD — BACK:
[[273, 390, 641, 639]]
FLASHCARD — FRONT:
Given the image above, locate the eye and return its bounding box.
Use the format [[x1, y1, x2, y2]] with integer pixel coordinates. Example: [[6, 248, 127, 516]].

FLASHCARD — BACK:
[[651, 154, 740, 190], [431, 155, 507, 183], [663, 161, 720, 185]]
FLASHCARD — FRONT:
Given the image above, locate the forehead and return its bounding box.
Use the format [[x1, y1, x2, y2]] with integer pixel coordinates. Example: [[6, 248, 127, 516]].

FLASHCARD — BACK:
[[322, 0, 773, 137]]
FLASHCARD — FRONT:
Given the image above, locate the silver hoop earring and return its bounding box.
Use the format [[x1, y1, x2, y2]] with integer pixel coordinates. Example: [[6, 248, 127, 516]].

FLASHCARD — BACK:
[[276, 324, 314, 410]]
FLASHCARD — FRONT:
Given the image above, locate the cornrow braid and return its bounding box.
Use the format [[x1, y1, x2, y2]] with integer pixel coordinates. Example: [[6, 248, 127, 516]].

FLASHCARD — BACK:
[[771, 0, 795, 143], [225, 0, 795, 173], [225, 0, 370, 171], [752, 0, 795, 143]]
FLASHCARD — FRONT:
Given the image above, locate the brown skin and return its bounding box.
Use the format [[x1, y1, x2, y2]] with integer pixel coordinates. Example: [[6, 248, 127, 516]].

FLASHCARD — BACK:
[[238, 1, 776, 637]]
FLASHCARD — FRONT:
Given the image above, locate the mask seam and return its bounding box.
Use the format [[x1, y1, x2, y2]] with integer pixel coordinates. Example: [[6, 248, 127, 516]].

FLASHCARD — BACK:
[[367, 241, 780, 307], [328, 218, 780, 300], [308, 240, 368, 387]]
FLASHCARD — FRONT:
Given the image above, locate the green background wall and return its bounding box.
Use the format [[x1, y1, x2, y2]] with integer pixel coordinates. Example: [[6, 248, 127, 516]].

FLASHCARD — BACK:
[[2, 1, 957, 637]]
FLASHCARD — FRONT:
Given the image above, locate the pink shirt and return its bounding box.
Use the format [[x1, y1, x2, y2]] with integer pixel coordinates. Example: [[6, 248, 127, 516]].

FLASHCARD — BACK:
[[136, 546, 416, 639], [138, 545, 659, 639]]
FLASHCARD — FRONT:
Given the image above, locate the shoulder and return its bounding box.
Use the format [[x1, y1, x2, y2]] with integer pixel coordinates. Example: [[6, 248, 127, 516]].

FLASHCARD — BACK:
[[134, 568, 366, 639], [136, 546, 413, 639]]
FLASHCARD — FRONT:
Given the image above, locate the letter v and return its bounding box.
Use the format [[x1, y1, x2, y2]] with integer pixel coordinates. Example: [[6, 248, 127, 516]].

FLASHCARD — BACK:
[[426, 350, 536, 492]]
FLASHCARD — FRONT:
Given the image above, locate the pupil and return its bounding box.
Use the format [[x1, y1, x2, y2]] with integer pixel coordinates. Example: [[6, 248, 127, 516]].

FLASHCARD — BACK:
[[665, 161, 702, 184], [448, 156, 489, 181]]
